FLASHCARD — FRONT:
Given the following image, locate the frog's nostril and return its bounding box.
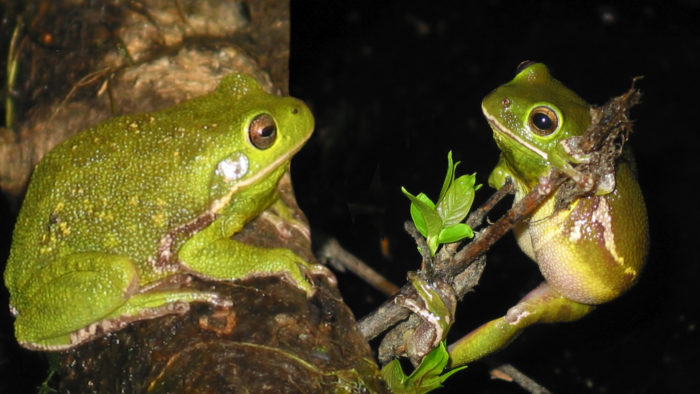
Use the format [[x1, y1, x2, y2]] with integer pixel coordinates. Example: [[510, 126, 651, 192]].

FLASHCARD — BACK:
[[502, 97, 511, 109]]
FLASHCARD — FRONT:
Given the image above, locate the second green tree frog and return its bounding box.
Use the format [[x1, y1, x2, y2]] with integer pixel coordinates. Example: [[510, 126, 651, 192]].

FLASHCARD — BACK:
[[449, 62, 648, 365], [4, 74, 323, 351]]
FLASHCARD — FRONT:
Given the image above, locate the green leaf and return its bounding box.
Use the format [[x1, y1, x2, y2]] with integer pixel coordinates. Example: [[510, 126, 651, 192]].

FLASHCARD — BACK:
[[381, 342, 467, 394], [411, 193, 437, 237], [438, 151, 457, 202], [425, 235, 439, 257], [410, 342, 449, 390], [437, 223, 474, 244], [403, 152, 481, 258], [414, 342, 468, 390], [381, 359, 409, 390], [435, 364, 468, 386], [402, 188, 441, 239], [436, 173, 478, 226]]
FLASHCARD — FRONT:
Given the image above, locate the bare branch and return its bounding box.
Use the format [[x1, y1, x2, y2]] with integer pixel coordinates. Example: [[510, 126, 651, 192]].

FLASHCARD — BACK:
[[318, 238, 400, 296], [490, 363, 552, 394]]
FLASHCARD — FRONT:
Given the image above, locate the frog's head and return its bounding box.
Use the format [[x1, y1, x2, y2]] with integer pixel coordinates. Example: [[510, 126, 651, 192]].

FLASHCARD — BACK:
[[202, 74, 314, 212], [482, 62, 590, 187]]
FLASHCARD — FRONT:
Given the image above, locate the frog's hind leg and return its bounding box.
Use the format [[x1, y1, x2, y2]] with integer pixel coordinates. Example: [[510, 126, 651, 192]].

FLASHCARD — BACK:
[[448, 282, 594, 367], [15, 253, 229, 350], [13, 252, 140, 350]]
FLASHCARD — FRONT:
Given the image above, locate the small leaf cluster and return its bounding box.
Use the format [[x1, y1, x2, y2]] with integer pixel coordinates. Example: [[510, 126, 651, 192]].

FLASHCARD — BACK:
[[402, 151, 481, 256], [381, 341, 467, 393]]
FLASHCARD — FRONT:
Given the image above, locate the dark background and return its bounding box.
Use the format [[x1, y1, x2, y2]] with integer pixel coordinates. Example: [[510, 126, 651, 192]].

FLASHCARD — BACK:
[[289, 0, 698, 393], [1, 1, 697, 392]]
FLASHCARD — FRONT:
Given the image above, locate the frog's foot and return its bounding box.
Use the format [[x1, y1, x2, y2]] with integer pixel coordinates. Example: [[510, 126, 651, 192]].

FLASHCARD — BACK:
[[242, 246, 318, 296], [394, 273, 457, 364], [180, 238, 320, 297], [244, 247, 341, 296], [448, 282, 594, 367], [300, 260, 337, 287]]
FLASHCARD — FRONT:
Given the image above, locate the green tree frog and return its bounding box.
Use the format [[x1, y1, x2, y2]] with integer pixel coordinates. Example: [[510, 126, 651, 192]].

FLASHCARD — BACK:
[[449, 62, 648, 365], [4, 74, 322, 351]]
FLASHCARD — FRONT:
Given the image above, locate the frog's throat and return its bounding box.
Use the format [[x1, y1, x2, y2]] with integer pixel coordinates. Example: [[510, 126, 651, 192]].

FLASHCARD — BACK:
[[209, 133, 310, 214], [483, 111, 548, 161]]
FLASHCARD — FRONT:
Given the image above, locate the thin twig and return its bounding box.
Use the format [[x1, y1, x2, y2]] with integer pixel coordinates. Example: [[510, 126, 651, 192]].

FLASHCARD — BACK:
[[318, 238, 400, 296], [490, 363, 552, 394], [403, 220, 432, 273], [438, 177, 515, 260]]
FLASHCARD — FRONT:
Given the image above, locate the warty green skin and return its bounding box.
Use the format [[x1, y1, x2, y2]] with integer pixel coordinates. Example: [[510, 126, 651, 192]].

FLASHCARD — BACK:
[[5, 74, 318, 350], [449, 63, 649, 366]]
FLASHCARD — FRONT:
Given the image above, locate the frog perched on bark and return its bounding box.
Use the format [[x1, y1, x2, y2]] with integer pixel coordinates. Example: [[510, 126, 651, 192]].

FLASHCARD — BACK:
[[449, 62, 648, 365], [5, 74, 323, 351]]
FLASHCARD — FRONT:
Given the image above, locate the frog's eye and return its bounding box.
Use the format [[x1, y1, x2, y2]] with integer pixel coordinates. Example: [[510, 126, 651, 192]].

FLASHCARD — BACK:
[[249, 114, 277, 150], [528, 106, 559, 136], [516, 60, 536, 73]]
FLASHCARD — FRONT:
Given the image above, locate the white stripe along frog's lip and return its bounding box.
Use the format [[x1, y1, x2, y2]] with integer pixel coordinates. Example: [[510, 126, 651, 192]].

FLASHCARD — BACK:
[[482, 109, 549, 161]]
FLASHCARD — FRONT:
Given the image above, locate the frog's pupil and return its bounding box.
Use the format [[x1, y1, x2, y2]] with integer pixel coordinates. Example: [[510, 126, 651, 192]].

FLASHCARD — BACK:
[[261, 125, 275, 138], [533, 113, 552, 130]]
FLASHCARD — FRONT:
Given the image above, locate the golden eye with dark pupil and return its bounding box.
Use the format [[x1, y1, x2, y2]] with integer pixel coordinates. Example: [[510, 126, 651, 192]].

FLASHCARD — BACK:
[[528, 106, 559, 136], [249, 113, 277, 150]]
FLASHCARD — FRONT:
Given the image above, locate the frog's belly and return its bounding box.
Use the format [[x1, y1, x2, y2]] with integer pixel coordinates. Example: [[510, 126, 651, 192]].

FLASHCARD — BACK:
[[521, 167, 648, 304]]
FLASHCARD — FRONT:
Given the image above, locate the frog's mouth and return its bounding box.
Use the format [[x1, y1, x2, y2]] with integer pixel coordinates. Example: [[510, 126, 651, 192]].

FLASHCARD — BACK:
[[483, 110, 548, 161], [208, 128, 312, 214]]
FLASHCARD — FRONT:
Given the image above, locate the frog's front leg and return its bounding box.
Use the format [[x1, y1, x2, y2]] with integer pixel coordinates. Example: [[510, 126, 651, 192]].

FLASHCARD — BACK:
[[448, 282, 594, 366], [177, 222, 316, 296]]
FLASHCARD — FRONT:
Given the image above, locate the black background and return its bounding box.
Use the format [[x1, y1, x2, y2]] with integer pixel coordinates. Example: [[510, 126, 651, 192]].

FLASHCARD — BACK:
[[290, 1, 698, 393]]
